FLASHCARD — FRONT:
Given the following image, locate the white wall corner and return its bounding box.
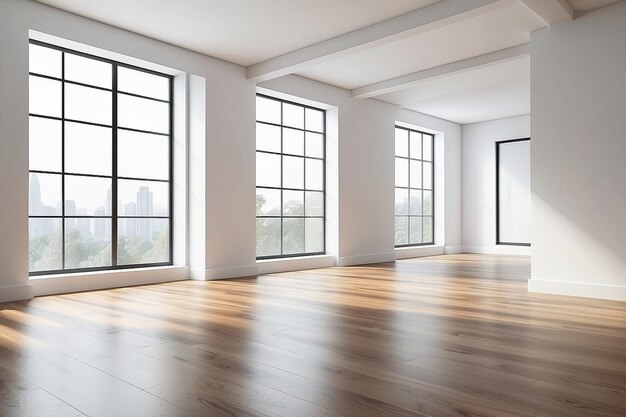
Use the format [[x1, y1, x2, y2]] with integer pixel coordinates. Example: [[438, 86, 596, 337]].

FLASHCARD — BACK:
[[444, 245, 465, 254], [462, 245, 531, 256], [528, 279, 626, 302], [336, 252, 396, 267], [191, 264, 258, 281], [0, 284, 33, 303]]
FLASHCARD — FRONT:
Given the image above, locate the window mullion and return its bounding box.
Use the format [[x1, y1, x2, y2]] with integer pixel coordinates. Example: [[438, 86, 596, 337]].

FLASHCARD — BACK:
[[112, 64, 118, 266], [61, 51, 66, 270]]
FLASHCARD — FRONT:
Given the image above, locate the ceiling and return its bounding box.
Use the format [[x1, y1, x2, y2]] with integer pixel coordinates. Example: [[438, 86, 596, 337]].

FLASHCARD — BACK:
[[35, 0, 622, 124]]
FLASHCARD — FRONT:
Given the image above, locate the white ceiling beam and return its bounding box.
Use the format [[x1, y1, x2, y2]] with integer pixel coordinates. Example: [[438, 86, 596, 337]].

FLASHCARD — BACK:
[[246, 0, 512, 82], [351, 43, 529, 99], [518, 0, 574, 24]]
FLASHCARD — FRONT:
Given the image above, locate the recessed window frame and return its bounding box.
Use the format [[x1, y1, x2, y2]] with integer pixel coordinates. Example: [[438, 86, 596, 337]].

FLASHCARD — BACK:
[[28, 39, 174, 276]]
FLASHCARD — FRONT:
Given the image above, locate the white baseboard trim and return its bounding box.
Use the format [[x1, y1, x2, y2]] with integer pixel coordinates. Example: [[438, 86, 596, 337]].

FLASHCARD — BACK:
[[336, 251, 396, 267], [395, 246, 444, 260], [462, 245, 531, 256], [444, 245, 464, 254], [0, 284, 33, 303], [31, 266, 189, 297], [528, 279, 626, 302], [258, 255, 335, 275], [191, 264, 258, 281]]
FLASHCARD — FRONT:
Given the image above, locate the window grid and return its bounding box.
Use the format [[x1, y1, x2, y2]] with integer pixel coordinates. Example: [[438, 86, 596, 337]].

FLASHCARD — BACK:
[[28, 40, 174, 276], [256, 94, 326, 259], [395, 126, 435, 247]]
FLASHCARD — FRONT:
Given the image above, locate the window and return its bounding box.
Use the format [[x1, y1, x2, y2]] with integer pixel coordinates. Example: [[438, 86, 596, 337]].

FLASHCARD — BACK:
[[28, 40, 173, 275], [394, 126, 434, 247], [255, 94, 325, 259]]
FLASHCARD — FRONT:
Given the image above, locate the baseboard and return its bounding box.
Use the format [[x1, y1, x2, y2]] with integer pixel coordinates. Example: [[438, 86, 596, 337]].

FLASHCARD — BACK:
[[462, 245, 531, 256], [0, 284, 33, 303], [190, 264, 258, 281], [336, 251, 396, 267], [528, 279, 626, 302], [258, 255, 335, 275], [395, 246, 444, 260], [444, 245, 464, 254]]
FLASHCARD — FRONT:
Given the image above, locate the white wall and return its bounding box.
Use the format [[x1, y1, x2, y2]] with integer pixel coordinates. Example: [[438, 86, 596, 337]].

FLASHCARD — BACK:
[[461, 115, 531, 255], [529, 1, 626, 301]]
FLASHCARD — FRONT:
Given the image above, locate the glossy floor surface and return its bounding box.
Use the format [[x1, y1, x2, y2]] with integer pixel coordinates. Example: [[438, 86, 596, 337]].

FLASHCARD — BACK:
[[1, 254, 625, 417]]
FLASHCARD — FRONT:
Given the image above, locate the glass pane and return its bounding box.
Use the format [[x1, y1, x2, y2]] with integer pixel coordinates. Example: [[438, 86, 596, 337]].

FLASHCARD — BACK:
[[283, 156, 304, 189], [410, 160, 422, 189], [283, 103, 304, 129], [283, 128, 304, 155], [395, 158, 408, 187], [118, 130, 169, 180], [410, 190, 422, 216], [65, 53, 112, 89], [65, 122, 112, 176], [29, 218, 62, 272], [305, 132, 324, 158], [395, 128, 408, 157], [29, 44, 61, 78], [305, 108, 324, 132], [423, 217, 433, 243], [423, 162, 433, 189], [410, 132, 422, 159], [65, 175, 112, 216], [256, 188, 281, 216], [283, 190, 304, 216], [256, 218, 281, 257], [65, 218, 112, 269], [29, 76, 62, 117], [305, 218, 324, 253], [305, 191, 324, 216], [305, 159, 324, 191], [395, 188, 408, 215], [118, 180, 169, 216], [283, 218, 304, 254], [410, 217, 423, 245], [117, 218, 169, 265], [118, 67, 169, 101], [29, 173, 62, 216], [256, 122, 281, 153], [65, 83, 112, 125], [423, 135, 433, 161], [29, 116, 62, 172], [118, 94, 169, 134], [257, 96, 281, 124], [256, 153, 281, 187], [423, 190, 433, 216], [395, 217, 408, 246]]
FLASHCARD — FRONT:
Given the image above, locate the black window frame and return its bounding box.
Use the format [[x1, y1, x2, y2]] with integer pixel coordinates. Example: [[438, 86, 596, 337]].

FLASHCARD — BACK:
[[394, 125, 435, 248], [255, 93, 326, 260], [28, 39, 174, 276]]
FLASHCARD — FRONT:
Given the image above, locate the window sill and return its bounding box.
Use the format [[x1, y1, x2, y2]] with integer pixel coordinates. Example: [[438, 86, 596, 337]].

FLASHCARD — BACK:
[[257, 254, 335, 275], [395, 245, 444, 260]]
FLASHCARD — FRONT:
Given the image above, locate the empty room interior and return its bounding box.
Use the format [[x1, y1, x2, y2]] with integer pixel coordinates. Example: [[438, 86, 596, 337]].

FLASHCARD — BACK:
[[1, 0, 626, 416]]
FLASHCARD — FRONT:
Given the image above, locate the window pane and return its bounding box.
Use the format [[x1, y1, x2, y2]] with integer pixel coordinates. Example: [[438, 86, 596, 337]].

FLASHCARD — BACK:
[[305, 191, 324, 216], [29, 44, 62, 78], [65, 175, 112, 216], [29, 218, 62, 272], [256, 153, 281, 187], [283, 190, 304, 216], [257, 96, 281, 124], [395, 129, 408, 157], [305, 108, 324, 132], [65, 122, 112, 176], [410, 217, 423, 245], [283, 103, 304, 129], [65, 218, 112, 269], [305, 218, 324, 253], [283, 128, 304, 155], [117, 218, 169, 265], [423, 162, 433, 189], [65, 53, 112, 88], [423, 190, 433, 216], [118, 180, 169, 216], [65, 83, 112, 125], [256, 188, 281, 216], [118, 67, 169, 101], [423, 135, 433, 161], [256, 123, 281, 153], [29, 116, 62, 172], [257, 218, 281, 257], [395, 217, 408, 245], [410, 160, 422, 189], [410, 190, 422, 216], [29, 76, 62, 117], [283, 218, 304, 254], [283, 156, 304, 189], [395, 188, 408, 215], [118, 130, 169, 180], [305, 132, 324, 158], [29, 173, 62, 216], [410, 132, 422, 159], [305, 159, 324, 191], [118, 94, 169, 134], [423, 217, 433, 243], [395, 158, 408, 187]]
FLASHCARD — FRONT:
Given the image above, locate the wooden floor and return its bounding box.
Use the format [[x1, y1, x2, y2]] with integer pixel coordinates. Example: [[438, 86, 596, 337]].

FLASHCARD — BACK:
[[1, 254, 625, 417]]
